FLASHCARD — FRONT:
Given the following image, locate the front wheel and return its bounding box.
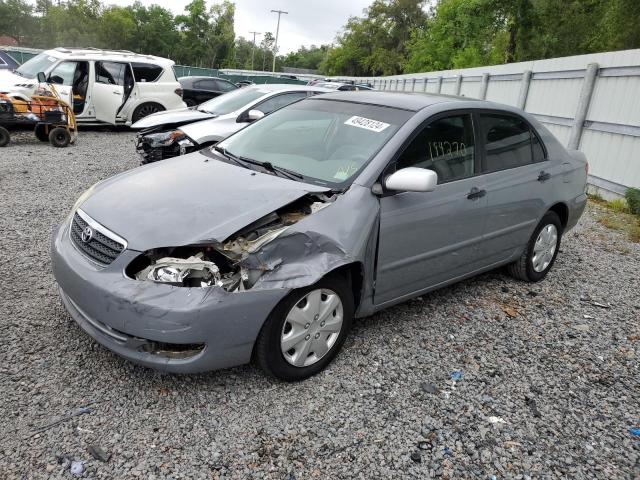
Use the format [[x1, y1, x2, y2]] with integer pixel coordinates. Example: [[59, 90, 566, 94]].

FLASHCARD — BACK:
[[255, 275, 353, 381], [508, 211, 563, 282]]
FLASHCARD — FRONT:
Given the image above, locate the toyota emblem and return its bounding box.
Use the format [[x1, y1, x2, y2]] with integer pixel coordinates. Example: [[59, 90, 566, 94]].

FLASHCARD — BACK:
[[81, 226, 93, 243]]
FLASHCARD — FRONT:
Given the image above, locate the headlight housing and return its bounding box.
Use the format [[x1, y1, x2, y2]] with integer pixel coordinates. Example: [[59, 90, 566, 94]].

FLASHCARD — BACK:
[[145, 130, 186, 148]]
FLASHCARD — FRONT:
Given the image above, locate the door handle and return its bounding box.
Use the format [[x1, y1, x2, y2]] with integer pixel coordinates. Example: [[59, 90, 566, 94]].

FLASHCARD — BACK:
[[467, 187, 486, 200], [113, 90, 122, 95], [538, 171, 551, 182]]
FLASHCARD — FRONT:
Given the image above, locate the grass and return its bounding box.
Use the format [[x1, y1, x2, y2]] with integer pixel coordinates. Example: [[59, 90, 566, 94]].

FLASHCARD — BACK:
[[593, 198, 640, 243], [607, 198, 629, 213]]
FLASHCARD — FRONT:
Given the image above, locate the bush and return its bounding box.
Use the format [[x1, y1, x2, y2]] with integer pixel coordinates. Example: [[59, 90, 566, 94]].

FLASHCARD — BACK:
[[625, 188, 640, 215]]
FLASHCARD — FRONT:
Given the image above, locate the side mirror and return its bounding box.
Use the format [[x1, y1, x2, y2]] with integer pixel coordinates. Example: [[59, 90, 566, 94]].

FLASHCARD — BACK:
[[246, 109, 265, 122], [37, 72, 46, 83], [49, 75, 64, 85], [384, 167, 438, 193]]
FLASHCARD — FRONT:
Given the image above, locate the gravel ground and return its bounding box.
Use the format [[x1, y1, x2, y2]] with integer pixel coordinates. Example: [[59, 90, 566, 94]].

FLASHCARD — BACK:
[[0, 131, 639, 479]]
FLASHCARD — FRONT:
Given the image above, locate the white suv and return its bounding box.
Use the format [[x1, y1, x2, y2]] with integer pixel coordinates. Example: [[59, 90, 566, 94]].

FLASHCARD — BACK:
[[0, 47, 186, 125]]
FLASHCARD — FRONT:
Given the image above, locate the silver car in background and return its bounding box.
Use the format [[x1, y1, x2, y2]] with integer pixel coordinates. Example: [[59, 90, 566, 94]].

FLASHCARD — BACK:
[[52, 91, 587, 381], [132, 84, 331, 164]]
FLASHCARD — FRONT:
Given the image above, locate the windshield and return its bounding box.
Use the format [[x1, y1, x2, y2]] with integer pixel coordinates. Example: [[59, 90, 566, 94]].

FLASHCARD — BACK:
[[198, 87, 268, 115], [217, 99, 412, 186], [16, 53, 59, 78]]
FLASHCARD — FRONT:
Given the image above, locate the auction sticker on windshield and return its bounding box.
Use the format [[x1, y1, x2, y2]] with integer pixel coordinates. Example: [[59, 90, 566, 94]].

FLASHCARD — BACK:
[[344, 116, 390, 133]]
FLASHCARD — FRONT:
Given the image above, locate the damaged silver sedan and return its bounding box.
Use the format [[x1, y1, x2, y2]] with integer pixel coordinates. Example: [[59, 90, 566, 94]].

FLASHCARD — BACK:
[[52, 91, 587, 380]]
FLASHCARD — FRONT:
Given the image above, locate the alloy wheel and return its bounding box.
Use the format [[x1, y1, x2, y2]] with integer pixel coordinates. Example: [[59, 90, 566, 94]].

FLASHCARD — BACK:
[[280, 288, 344, 367], [532, 224, 558, 272]]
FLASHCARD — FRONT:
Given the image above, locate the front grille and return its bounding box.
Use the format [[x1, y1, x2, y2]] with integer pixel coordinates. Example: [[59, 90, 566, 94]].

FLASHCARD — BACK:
[[70, 211, 125, 266]]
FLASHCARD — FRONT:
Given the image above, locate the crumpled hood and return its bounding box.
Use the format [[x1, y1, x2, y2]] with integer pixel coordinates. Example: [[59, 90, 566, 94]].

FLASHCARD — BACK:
[[79, 152, 330, 250], [131, 107, 215, 129]]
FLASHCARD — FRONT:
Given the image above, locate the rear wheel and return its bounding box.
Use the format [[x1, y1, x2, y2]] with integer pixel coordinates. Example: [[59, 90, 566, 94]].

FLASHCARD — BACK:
[[0, 126, 9, 147], [49, 127, 71, 148], [255, 275, 353, 381], [508, 211, 562, 282], [132, 103, 164, 123], [34, 124, 49, 142]]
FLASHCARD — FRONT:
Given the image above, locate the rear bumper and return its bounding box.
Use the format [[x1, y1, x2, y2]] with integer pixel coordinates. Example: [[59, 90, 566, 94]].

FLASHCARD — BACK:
[[51, 221, 289, 373], [566, 192, 587, 231]]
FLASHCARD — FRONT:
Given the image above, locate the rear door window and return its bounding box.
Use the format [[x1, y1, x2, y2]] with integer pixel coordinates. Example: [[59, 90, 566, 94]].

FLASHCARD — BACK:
[[480, 114, 544, 172], [194, 79, 217, 91], [131, 63, 163, 82], [95, 61, 127, 86]]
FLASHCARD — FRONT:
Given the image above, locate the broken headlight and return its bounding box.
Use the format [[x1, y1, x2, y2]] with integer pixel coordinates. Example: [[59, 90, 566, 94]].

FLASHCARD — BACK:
[[136, 253, 222, 288], [145, 130, 187, 148]]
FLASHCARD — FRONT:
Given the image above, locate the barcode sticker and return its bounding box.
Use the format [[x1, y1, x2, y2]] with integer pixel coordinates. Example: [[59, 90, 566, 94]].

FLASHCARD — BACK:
[[344, 116, 390, 133]]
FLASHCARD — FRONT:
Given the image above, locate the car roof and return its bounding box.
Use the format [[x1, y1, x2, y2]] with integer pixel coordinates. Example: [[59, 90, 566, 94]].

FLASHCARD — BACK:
[[308, 90, 478, 111], [43, 47, 174, 66]]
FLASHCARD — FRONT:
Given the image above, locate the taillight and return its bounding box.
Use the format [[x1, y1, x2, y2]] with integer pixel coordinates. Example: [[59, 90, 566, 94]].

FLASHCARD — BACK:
[[175, 88, 183, 98]]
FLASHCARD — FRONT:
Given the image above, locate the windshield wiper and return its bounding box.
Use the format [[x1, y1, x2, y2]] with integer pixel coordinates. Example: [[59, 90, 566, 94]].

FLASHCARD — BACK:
[[256, 161, 303, 180], [213, 146, 303, 180], [213, 145, 253, 170]]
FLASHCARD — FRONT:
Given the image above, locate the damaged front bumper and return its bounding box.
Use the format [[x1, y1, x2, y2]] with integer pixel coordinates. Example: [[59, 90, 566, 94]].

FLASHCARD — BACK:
[[51, 222, 290, 373]]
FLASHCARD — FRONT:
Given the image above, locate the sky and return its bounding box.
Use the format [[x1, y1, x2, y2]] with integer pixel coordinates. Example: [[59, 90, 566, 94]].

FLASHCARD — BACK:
[[102, 0, 373, 54]]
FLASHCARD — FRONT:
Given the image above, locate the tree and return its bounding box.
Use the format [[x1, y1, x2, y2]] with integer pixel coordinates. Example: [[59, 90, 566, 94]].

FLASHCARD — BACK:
[[279, 45, 328, 71], [208, 0, 235, 68], [259, 32, 275, 71], [0, 0, 36, 41], [321, 0, 428, 76], [405, 0, 507, 72]]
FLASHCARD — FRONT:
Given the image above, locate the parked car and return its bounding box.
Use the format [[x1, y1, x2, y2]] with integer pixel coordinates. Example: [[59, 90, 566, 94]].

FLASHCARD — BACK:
[[178, 76, 238, 106], [52, 91, 588, 381], [0, 48, 185, 125], [132, 84, 331, 164], [0, 50, 19, 71]]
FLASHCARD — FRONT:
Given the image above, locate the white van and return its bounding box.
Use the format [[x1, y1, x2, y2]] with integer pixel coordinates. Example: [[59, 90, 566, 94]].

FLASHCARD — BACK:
[[0, 48, 186, 125]]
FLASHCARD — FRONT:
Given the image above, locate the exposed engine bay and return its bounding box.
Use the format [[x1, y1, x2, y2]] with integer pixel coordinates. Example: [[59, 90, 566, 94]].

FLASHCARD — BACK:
[[129, 193, 333, 291]]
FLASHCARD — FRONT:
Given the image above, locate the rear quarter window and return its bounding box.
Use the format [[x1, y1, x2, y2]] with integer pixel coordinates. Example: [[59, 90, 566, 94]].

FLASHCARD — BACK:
[[131, 63, 163, 82]]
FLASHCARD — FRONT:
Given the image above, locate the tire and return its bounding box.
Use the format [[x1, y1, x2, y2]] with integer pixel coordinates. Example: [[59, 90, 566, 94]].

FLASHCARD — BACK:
[[132, 103, 165, 123], [0, 126, 9, 147], [34, 124, 49, 142], [507, 211, 563, 282], [49, 127, 71, 148], [255, 275, 354, 381]]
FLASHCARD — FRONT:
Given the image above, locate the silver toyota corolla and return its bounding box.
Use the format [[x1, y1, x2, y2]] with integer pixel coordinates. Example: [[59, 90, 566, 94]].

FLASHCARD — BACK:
[[51, 91, 588, 381]]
